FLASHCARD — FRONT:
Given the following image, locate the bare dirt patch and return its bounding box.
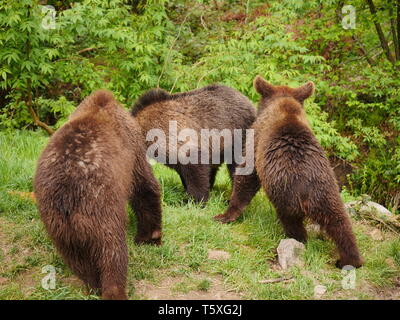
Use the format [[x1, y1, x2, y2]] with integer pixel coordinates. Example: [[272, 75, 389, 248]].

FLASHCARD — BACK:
[[60, 275, 84, 290], [134, 272, 242, 300], [15, 268, 41, 296], [208, 249, 231, 261], [0, 218, 15, 270], [370, 277, 400, 300]]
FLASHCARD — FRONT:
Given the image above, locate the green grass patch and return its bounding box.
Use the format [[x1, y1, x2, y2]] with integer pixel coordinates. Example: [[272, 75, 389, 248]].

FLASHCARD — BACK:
[[0, 130, 399, 300]]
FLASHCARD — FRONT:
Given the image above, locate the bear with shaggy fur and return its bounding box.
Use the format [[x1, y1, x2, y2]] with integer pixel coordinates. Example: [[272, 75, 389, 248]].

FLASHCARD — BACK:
[[34, 90, 162, 299], [214, 76, 363, 268], [131, 85, 256, 203]]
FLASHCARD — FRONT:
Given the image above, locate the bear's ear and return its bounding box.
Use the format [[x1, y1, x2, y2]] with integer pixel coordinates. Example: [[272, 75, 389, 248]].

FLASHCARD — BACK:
[[92, 89, 116, 108], [253, 75, 275, 97], [293, 81, 315, 102]]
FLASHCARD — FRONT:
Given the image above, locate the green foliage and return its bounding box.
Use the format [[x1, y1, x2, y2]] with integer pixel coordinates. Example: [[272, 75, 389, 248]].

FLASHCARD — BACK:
[[0, 0, 59, 128], [278, 0, 400, 210], [0, 0, 174, 130], [0, 0, 399, 209]]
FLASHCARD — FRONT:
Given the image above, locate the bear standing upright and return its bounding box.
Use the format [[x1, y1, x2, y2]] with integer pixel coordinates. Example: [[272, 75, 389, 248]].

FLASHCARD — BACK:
[[214, 76, 363, 268], [34, 90, 162, 299], [131, 85, 256, 203]]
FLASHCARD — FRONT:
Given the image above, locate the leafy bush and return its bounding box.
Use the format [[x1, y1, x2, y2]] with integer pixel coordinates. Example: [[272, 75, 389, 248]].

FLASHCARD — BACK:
[[0, 0, 175, 131], [0, 0, 398, 211]]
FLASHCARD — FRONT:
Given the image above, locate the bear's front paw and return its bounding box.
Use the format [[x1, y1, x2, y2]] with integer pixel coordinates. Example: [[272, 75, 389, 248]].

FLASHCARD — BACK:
[[135, 230, 162, 246], [213, 213, 237, 224], [335, 258, 364, 269]]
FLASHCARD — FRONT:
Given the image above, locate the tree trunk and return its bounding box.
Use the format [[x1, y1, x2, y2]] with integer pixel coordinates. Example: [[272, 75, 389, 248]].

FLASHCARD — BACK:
[[366, 0, 396, 64], [397, 0, 400, 60], [27, 105, 55, 135], [26, 79, 54, 135], [390, 2, 399, 60], [337, 1, 375, 66], [25, 4, 54, 135]]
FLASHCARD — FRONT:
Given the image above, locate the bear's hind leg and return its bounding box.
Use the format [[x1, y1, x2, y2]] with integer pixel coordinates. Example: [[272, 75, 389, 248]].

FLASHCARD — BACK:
[[178, 164, 211, 203], [99, 236, 128, 300], [82, 261, 101, 295], [131, 164, 162, 245], [276, 210, 307, 243], [55, 240, 101, 295], [315, 210, 363, 268]]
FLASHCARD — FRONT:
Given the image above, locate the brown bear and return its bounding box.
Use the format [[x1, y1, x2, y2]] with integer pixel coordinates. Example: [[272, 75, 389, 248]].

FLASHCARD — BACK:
[[131, 85, 256, 203], [34, 90, 162, 300], [214, 76, 363, 268]]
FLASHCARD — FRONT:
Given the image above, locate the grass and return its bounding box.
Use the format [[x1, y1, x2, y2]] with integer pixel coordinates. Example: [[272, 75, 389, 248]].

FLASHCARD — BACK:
[[0, 130, 399, 300]]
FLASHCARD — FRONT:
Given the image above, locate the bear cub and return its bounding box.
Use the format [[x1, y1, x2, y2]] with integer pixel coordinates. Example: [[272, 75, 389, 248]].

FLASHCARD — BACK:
[[131, 85, 256, 203], [34, 90, 162, 299], [215, 76, 363, 268]]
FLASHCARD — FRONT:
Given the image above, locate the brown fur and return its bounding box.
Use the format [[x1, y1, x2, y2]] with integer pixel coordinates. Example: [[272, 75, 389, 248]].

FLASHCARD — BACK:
[[214, 76, 363, 268], [34, 90, 162, 300], [131, 85, 256, 203]]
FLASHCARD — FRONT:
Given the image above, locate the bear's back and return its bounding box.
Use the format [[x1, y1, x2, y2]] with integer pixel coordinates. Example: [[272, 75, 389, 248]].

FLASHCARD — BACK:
[[256, 116, 336, 196], [132, 85, 256, 132], [34, 113, 133, 218]]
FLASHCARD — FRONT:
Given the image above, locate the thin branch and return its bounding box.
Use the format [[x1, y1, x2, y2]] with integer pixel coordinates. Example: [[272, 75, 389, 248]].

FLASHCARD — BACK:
[[169, 61, 206, 93], [397, 0, 400, 60], [335, 0, 345, 24], [371, 40, 394, 60], [390, 2, 399, 60], [259, 277, 294, 284], [244, 0, 250, 24], [169, 74, 180, 94], [77, 47, 96, 55], [352, 35, 376, 66], [336, 5, 375, 66], [157, 12, 191, 88], [200, 14, 208, 30], [26, 79, 54, 135], [366, 0, 396, 64], [28, 104, 55, 135], [196, 65, 222, 88], [24, 4, 54, 135]]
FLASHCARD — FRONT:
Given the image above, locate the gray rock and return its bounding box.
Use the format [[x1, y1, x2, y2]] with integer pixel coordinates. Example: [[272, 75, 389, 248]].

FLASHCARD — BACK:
[[314, 285, 327, 299], [345, 200, 393, 218], [277, 239, 305, 270]]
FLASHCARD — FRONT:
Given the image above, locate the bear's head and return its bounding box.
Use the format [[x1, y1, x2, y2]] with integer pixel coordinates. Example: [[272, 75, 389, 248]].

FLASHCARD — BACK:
[[254, 75, 314, 109]]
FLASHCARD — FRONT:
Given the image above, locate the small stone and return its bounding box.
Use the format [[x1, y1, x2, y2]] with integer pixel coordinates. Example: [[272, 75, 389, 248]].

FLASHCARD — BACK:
[[208, 249, 230, 261], [277, 239, 305, 270], [314, 285, 327, 298], [370, 228, 383, 241]]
